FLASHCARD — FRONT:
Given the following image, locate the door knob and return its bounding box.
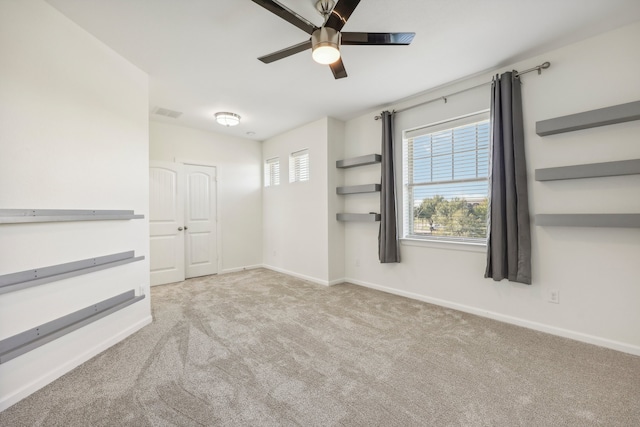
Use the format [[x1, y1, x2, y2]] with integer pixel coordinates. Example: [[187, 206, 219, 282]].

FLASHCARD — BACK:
[[178, 227, 184, 231]]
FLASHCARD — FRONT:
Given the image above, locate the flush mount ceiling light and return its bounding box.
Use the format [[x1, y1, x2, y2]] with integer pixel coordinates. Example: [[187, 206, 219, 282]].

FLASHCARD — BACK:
[[214, 112, 241, 126], [311, 27, 341, 65]]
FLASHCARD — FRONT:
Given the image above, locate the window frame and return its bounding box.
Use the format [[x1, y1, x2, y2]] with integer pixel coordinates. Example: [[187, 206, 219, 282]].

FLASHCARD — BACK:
[[264, 157, 280, 187], [289, 148, 310, 184], [402, 110, 490, 247]]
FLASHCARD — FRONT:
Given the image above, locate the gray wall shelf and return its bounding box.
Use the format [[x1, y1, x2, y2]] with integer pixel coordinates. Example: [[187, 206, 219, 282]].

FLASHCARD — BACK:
[[535, 159, 640, 181], [336, 184, 381, 194], [535, 214, 640, 228], [0, 290, 145, 364], [0, 209, 144, 224], [535, 102, 640, 229], [336, 154, 381, 168], [336, 213, 381, 222], [336, 154, 382, 221], [0, 251, 145, 295], [536, 100, 640, 136]]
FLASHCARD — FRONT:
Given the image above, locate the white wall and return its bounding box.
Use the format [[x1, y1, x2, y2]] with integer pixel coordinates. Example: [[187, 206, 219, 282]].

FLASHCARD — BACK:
[[0, 0, 151, 410], [149, 121, 263, 273], [327, 118, 346, 283], [262, 118, 332, 284], [342, 22, 640, 355]]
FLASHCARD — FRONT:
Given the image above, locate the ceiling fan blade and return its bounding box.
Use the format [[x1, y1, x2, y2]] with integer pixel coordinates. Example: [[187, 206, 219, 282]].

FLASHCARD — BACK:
[[341, 32, 416, 45], [251, 0, 318, 35], [330, 57, 348, 79], [325, 0, 361, 32], [258, 39, 312, 63]]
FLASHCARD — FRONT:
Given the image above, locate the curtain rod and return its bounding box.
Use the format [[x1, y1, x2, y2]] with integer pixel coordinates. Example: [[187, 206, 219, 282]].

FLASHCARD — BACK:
[[374, 61, 550, 120]]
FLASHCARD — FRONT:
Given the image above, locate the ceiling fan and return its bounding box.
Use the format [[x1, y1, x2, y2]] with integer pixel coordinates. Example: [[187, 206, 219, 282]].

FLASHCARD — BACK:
[[252, 0, 415, 79]]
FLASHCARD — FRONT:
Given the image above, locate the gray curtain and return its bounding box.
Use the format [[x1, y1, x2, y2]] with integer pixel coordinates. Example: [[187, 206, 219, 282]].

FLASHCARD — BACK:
[[485, 72, 531, 284], [379, 111, 400, 263]]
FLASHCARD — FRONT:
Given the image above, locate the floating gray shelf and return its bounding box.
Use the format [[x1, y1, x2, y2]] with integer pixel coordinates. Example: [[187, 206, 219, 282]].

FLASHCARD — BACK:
[[0, 209, 144, 224], [535, 214, 640, 228], [336, 213, 381, 222], [536, 100, 640, 136], [336, 155, 382, 223], [535, 159, 640, 181], [336, 154, 381, 168], [336, 184, 381, 194], [0, 290, 145, 364], [0, 251, 145, 295]]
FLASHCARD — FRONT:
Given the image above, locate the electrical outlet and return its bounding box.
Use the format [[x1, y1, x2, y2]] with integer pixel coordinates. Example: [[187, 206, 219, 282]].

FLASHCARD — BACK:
[[548, 289, 560, 304]]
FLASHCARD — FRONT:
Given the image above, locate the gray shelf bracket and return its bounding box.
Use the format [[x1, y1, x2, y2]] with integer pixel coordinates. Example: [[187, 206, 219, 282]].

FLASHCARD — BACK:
[[536, 100, 640, 136], [0, 251, 145, 295], [336, 213, 381, 222], [336, 154, 381, 168], [535, 159, 640, 181], [336, 184, 381, 194], [0, 209, 144, 224], [0, 290, 145, 364], [535, 214, 640, 228]]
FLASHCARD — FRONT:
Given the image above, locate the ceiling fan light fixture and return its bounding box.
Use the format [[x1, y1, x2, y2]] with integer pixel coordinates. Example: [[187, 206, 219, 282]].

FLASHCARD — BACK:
[[311, 27, 341, 65], [214, 112, 241, 126]]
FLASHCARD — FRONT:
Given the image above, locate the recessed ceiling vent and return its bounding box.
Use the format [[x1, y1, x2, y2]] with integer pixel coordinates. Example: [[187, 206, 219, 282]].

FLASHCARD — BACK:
[[152, 107, 183, 119]]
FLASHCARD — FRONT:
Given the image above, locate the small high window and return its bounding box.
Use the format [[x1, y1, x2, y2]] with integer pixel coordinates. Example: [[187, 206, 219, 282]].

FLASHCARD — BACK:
[[264, 157, 280, 187], [289, 149, 309, 183]]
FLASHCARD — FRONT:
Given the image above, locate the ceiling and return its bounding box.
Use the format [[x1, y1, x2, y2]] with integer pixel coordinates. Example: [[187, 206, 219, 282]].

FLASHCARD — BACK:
[[45, 0, 640, 141]]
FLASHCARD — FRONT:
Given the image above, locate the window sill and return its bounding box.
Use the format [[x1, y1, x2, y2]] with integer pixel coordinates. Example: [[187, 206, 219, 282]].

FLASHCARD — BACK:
[[400, 237, 486, 253]]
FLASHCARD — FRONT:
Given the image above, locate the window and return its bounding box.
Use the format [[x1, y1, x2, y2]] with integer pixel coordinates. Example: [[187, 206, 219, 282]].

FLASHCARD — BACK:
[[403, 111, 490, 244], [289, 149, 309, 183], [264, 157, 280, 187]]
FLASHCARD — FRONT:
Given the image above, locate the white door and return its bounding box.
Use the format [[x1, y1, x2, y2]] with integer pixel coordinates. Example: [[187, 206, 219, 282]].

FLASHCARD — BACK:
[[149, 162, 218, 286], [149, 161, 185, 286], [184, 164, 218, 278]]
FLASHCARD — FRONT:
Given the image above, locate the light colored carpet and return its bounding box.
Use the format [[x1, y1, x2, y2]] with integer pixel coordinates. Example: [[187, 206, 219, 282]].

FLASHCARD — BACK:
[[1, 268, 639, 426]]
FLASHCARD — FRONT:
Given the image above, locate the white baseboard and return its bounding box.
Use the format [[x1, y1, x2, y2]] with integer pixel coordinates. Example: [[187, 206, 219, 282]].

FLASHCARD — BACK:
[[0, 315, 153, 412], [220, 264, 264, 275], [262, 264, 331, 286], [327, 278, 345, 286], [343, 277, 640, 357]]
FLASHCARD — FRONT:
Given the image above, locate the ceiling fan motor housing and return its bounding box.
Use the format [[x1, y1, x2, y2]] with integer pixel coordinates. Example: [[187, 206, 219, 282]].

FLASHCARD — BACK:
[[311, 27, 341, 64]]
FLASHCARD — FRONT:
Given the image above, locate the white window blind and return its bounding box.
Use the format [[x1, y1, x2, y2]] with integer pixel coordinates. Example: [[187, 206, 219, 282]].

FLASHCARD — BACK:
[[403, 111, 490, 243], [289, 149, 309, 183], [264, 157, 280, 187]]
